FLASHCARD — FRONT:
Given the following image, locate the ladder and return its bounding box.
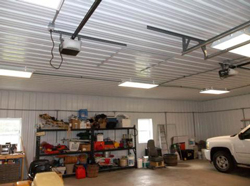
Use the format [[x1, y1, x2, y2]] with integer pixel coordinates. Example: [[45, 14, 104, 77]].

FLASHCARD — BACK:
[[158, 124, 168, 154]]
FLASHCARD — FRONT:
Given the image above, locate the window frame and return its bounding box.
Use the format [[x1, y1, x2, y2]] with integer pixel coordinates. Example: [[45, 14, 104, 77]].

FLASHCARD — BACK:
[[138, 118, 153, 144]]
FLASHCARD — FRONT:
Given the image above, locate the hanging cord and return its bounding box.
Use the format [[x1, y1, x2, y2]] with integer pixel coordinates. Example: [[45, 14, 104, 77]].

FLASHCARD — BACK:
[[49, 30, 64, 69]]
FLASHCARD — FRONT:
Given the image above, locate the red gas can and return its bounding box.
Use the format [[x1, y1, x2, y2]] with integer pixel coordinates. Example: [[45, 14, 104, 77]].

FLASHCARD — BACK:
[[76, 165, 86, 179]]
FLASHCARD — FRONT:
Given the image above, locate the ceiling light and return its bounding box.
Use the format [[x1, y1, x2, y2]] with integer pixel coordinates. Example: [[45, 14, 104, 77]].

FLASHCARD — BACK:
[[119, 81, 158, 89], [211, 28, 250, 50], [229, 43, 250, 57], [0, 66, 34, 78], [20, 0, 63, 9], [200, 89, 230, 95]]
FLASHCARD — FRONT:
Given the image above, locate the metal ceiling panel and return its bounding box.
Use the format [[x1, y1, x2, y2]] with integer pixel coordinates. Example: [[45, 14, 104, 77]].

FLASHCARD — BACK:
[[0, 0, 250, 100]]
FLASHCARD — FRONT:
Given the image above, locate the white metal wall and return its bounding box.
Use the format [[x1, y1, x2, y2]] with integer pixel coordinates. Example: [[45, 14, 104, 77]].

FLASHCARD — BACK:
[[0, 90, 200, 165], [2, 89, 250, 167], [198, 94, 250, 140], [196, 111, 243, 140], [202, 94, 250, 111]]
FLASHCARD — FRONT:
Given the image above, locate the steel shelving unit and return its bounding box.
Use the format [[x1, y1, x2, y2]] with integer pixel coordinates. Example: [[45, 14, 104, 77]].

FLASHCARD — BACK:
[[35, 125, 137, 173]]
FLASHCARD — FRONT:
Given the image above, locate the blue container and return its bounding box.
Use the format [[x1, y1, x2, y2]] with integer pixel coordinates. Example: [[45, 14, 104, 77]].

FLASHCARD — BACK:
[[106, 117, 117, 129], [107, 117, 117, 123], [78, 109, 88, 120]]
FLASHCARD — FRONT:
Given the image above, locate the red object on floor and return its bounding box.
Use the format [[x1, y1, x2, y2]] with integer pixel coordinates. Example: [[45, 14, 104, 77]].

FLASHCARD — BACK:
[[76, 166, 86, 179]]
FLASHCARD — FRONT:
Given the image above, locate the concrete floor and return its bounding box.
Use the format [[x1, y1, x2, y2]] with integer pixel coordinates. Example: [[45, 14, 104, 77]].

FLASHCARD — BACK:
[[64, 160, 250, 186]]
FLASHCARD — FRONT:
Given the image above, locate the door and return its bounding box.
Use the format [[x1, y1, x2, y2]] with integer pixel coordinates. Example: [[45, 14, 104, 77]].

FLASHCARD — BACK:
[[234, 128, 250, 164]]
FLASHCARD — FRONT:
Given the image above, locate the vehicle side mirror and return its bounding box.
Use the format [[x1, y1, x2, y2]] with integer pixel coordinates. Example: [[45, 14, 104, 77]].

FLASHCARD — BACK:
[[239, 133, 245, 140]]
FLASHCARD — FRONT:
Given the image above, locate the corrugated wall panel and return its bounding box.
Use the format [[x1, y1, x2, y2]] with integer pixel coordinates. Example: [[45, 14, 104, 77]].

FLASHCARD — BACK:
[[197, 94, 250, 140], [166, 113, 195, 146], [197, 110, 244, 140], [202, 94, 250, 112]]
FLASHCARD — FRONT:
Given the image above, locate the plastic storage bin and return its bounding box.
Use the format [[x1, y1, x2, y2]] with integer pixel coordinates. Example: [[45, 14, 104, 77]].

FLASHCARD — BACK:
[[78, 109, 88, 120], [69, 141, 80, 151]]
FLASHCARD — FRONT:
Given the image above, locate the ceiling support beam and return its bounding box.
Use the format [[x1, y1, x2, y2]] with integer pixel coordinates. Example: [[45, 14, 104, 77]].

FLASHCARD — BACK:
[[238, 66, 250, 71], [148, 21, 250, 60], [53, 30, 127, 47], [182, 20, 250, 55], [71, 0, 102, 40], [147, 25, 205, 54]]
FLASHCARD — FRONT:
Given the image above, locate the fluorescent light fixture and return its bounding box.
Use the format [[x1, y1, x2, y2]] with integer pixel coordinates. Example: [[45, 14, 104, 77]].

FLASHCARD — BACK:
[[20, 0, 63, 9], [230, 43, 250, 57], [200, 89, 230, 95], [119, 81, 158, 89], [211, 28, 250, 50], [211, 28, 250, 57], [0, 66, 34, 78]]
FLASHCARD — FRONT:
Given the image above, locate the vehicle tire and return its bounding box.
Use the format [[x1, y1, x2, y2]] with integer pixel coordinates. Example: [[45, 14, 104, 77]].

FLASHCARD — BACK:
[[213, 151, 235, 173]]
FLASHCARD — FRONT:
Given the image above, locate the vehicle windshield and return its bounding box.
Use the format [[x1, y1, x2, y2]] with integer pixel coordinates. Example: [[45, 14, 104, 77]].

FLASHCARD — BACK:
[[231, 125, 250, 137]]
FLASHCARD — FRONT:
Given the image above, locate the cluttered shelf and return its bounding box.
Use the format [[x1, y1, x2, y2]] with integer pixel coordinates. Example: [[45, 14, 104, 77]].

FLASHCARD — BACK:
[[38, 148, 136, 157], [94, 127, 135, 131], [37, 127, 135, 132], [38, 151, 91, 157], [38, 147, 136, 157], [37, 129, 90, 132], [94, 147, 135, 153], [36, 111, 137, 177]]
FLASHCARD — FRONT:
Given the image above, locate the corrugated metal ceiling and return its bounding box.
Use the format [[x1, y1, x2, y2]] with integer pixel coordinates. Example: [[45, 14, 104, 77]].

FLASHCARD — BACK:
[[0, 0, 250, 100]]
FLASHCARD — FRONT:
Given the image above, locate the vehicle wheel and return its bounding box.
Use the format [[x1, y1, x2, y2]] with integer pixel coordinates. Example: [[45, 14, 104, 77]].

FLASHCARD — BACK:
[[213, 151, 234, 173]]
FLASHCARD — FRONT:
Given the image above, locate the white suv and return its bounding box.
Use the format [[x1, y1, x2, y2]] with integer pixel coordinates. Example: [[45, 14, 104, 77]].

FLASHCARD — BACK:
[[204, 125, 250, 173]]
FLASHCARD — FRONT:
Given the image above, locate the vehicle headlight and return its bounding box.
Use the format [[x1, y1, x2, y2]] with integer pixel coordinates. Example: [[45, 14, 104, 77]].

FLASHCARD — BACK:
[[206, 141, 209, 150]]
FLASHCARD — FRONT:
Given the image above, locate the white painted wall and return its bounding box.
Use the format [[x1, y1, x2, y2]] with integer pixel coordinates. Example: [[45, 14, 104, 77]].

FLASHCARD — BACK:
[[0, 90, 201, 166]]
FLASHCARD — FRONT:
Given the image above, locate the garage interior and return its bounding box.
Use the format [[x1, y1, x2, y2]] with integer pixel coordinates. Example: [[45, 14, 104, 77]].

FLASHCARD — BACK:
[[0, 0, 250, 186]]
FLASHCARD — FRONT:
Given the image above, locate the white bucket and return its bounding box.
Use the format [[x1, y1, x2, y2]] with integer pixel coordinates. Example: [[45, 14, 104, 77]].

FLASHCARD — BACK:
[[137, 158, 143, 168], [201, 149, 206, 160]]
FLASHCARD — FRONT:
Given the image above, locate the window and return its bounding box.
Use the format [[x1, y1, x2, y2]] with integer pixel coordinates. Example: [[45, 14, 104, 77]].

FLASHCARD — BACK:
[[242, 128, 250, 139], [0, 118, 22, 150], [138, 119, 153, 143]]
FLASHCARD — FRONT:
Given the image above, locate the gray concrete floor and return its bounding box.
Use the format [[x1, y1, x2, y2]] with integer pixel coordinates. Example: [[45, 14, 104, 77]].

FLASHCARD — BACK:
[[64, 160, 250, 186]]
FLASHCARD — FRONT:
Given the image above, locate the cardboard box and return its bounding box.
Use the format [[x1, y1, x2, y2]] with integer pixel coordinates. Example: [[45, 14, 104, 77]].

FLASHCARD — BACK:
[[70, 119, 80, 129], [122, 119, 131, 127], [80, 144, 91, 151], [99, 121, 107, 129], [97, 134, 103, 141]]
